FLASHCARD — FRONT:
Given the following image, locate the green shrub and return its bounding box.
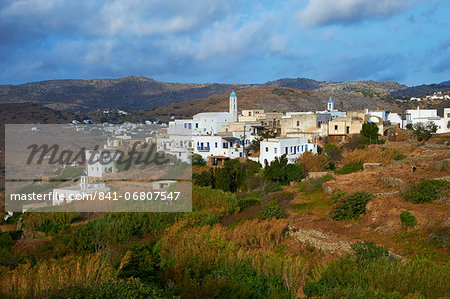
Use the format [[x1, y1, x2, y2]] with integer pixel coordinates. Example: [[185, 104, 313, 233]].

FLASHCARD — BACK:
[[404, 179, 450, 203], [237, 197, 260, 211], [264, 155, 305, 185], [334, 163, 363, 175], [329, 192, 372, 221], [264, 181, 283, 194], [393, 151, 407, 160], [261, 202, 286, 220], [0, 233, 14, 250], [191, 153, 205, 166], [303, 174, 334, 191], [193, 168, 214, 187], [400, 211, 417, 227]]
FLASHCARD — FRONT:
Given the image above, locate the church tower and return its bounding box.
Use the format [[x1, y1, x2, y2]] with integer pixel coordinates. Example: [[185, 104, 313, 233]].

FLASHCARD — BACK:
[[327, 97, 334, 111], [80, 171, 88, 191], [229, 91, 238, 122]]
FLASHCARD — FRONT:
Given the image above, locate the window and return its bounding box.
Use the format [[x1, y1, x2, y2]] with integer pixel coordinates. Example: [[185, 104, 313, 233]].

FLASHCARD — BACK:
[[195, 123, 199, 128], [305, 144, 308, 151], [274, 148, 277, 153], [266, 147, 269, 152], [346, 126, 350, 134], [184, 123, 187, 128], [215, 142, 218, 148], [334, 125, 338, 130], [297, 121, 300, 126], [248, 112, 251, 116], [188, 123, 192, 129]]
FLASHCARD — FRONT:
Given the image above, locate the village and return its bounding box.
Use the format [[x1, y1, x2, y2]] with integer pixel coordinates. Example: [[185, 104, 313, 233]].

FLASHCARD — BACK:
[[158, 91, 450, 167]]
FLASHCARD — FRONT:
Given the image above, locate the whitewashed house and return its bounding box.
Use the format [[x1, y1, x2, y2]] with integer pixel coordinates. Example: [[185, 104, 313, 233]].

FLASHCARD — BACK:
[[259, 137, 317, 167], [192, 135, 243, 160]]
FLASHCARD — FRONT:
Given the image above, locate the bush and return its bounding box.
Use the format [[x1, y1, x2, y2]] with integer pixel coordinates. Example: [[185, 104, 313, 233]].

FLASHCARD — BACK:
[[237, 197, 260, 211], [297, 151, 328, 172], [400, 211, 417, 227], [264, 181, 283, 194], [344, 134, 368, 151], [393, 151, 407, 161], [404, 179, 450, 203], [214, 159, 247, 192], [343, 147, 396, 165], [412, 122, 438, 142], [261, 203, 286, 220], [303, 174, 334, 191], [329, 192, 373, 221], [193, 168, 214, 187], [334, 163, 363, 175], [191, 153, 206, 166], [323, 143, 342, 162], [264, 155, 305, 185]]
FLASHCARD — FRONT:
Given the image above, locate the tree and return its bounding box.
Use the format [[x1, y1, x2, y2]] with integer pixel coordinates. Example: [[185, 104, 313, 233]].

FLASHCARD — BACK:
[[191, 153, 205, 166], [412, 122, 438, 142], [360, 122, 379, 144]]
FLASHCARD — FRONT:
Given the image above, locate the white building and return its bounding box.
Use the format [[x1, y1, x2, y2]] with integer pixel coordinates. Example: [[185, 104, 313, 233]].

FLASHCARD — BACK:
[[404, 107, 450, 134], [192, 135, 244, 160], [52, 172, 110, 205], [259, 137, 317, 167], [86, 150, 118, 178]]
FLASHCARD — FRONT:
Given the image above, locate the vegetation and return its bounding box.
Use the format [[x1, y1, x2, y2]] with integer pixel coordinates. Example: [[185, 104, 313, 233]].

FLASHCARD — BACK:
[[264, 155, 305, 185], [412, 122, 438, 141], [329, 191, 373, 220], [191, 153, 206, 166], [334, 162, 363, 174], [360, 122, 380, 144], [393, 151, 407, 160], [404, 179, 450, 203], [297, 151, 328, 172], [400, 211, 418, 227], [303, 243, 447, 298]]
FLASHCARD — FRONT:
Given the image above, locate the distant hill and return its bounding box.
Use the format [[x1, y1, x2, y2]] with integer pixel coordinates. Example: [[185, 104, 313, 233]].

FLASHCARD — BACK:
[[0, 76, 407, 113], [391, 80, 450, 97], [0, 76, 251, 113]]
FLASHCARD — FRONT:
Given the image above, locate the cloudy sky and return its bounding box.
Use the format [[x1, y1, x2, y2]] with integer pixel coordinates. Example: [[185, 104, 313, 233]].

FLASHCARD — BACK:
[[1, 0, 449, 86]]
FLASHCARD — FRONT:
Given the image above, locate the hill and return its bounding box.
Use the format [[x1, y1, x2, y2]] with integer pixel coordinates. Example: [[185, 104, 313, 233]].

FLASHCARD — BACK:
[[0, 76, 251, 113], [0, 76, 406, 113], [391, 80, 450, 97]]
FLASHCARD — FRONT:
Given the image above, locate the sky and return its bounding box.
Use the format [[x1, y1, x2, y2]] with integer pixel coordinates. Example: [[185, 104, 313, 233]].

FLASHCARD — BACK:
[[0, 0, 449, 86]]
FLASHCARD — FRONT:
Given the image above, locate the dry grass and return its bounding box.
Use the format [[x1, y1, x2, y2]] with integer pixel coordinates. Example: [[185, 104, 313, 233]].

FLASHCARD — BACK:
[[0, 254, 115, 297], [343, 147, 396, 165], [225, 219, 287, 250], [298, 151, 328, 172]]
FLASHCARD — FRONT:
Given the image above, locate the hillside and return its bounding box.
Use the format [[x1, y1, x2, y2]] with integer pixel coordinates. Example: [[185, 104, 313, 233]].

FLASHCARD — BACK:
[[266, 78, 406, 94], [391, 80, 450, 97], [0, 77, 406, 113], [139, 87, 401, 122], [0, 76, 251, 113]]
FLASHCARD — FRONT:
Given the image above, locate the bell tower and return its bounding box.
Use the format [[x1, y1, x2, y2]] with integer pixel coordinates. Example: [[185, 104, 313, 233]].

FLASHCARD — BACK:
[[80, 171, 88, 190], [327, 97, 334, 111], [229, 91, 237, 122]]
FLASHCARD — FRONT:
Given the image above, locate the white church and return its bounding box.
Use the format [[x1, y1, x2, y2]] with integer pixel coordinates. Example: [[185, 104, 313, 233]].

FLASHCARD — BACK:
[[158, 91, 244, 162], [52, 171, 110, 205]]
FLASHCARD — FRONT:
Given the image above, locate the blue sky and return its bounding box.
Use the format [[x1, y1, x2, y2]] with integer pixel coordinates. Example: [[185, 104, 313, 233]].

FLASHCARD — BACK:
[[0, 0, 449, 86]]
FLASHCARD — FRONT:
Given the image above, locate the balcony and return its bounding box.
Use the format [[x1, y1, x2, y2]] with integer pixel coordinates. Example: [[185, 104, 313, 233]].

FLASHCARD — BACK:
[[197, 146, 210, 152]]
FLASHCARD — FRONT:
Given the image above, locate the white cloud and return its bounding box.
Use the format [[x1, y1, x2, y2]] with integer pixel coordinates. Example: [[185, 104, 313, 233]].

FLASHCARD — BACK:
[[297, 0, 416, 27]]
